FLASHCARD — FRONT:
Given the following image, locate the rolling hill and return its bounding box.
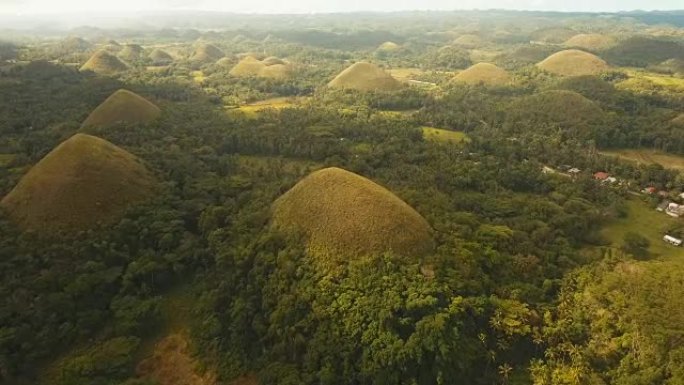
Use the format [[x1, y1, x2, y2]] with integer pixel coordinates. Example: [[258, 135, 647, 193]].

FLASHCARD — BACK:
[[564, 33, 617, 51], [81, 89, 161, 128], [271, 167, 434, 260], [537, 49, 610, 76], [452, 62, 511, 86], [1, 134, 155, 233], [328, 62, 403, 92], [80, 50, 128, 75]]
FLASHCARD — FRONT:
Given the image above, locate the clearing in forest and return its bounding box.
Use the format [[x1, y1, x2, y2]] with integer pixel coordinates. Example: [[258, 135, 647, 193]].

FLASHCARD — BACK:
[[600, 198, 681, 259], [601, 149, 684, 171], [421, 126, 470, 143]]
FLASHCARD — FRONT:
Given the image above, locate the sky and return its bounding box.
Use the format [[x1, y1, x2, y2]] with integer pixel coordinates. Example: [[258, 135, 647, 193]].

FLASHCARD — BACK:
[[0, 0, 681, 14]]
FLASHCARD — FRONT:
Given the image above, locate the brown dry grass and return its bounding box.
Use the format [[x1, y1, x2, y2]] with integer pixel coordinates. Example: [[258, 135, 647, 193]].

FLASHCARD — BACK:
[[452, 62, 511, 86], [377, 41, 401, 52], [191, 43, 224, 63], [149, 49, 174, 65], [80, 50, 128, 75], [119, 44, 144, 61], [564, 34, 617, 51], [82, 89, 161, 128], [537, 49, 610, 76], [328, 62, 403, 92], [272, 167, 434, 261], [137, 334, 216, 385], [0, 134, 155, 232], [230, 56, 291, 79]]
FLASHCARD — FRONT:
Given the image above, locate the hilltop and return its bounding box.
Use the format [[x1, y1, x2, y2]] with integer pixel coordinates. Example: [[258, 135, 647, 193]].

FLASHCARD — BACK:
[[530, 27, 577, 44], [149, 49, 174, 65], [271, 167, 434, 260], [119, 44, 144, 62], [377, 41, 401, 52], [452, 62, 511, 86], [191, 43, 224, 63], [80, 50, 128, 75], [507, 90, 605, 137], [564, 33, 616, 51], [0, 134, 155, 233], [81, 89, 161, 128], [537, 49, 610, 76], [328, 62, 403, 92], [229, 56, 291, 79]]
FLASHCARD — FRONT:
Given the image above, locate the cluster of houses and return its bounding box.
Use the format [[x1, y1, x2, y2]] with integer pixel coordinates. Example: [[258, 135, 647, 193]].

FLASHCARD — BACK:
[[656, 193, 684, 218]]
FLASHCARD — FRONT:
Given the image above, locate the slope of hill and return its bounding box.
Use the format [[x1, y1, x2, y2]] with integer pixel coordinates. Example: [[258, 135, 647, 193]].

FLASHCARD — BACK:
[[149, 49, 174, 65], [537, 49, 610, 76], [271, 167, 433, 260], [82, 89, 161, 128], [530, 27, 577, 44], [452, 62, 511, 86], [80, 50, 128, 75], [119, 44, 144, 62], [564, 33, 617, 51], [229, 56, 291, 79], [191, 43, 224, 63], [603, 36, 684, 67], [328, 62, 403, 92], [0, 134, 155, 232]]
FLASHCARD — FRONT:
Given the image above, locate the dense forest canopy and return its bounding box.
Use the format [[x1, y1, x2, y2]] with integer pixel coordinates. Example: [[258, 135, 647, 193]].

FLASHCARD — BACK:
[[1, 8, 684, 385]]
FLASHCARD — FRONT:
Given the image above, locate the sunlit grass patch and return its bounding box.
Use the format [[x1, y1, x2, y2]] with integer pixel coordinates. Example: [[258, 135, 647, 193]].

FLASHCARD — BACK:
[[421, 126, 470, 143], [601, 149, 684, 171]]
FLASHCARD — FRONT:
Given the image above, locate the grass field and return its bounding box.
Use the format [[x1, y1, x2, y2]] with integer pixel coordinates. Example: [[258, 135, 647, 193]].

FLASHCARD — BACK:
[[601, 198, 682, 259], [621, 68, 684, 91], [190, 70, 206, 84], [601, 149, 684, 171], [0, 154, 15, 167], [421, 126, 470, 143]]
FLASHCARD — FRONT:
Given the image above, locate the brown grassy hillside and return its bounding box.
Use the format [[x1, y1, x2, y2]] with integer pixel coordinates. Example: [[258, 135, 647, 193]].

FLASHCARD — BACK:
[[537, 49, 610, 76], [119, 44, 144, 62], [191, 43, 224, 63], [271, 167, 434, 260], [564, 34, 617, 51], [229, 56, 291, 79], [149, 49, 174, 65], [81, 89, 161, 128], [328, 62, 403, 92], [80, 50, 128, 75], [1, 134, 155, 233], [452, 62, 511, 86], [377, 41, 401, 52]]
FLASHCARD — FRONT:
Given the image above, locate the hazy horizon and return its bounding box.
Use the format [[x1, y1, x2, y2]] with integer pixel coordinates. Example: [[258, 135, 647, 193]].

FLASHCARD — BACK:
[[1, 0, 683, 15]]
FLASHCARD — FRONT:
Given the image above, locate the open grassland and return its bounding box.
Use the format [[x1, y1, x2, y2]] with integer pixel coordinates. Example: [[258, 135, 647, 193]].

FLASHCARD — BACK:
[[601, 149, 684, 171], [619, 69, 684, 91], [228, 96, 308, 117], [421, 126, 470, 143], [190, 70, 206, 84], [601, 198, 682, 260]]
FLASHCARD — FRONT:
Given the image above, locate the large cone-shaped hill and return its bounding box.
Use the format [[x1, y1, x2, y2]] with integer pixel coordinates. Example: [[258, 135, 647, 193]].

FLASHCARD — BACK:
[[229, 56, 291, 79], [377, 41, 401, 52], [564, 34, 616, 51], [119, 44, 144, 62], [1, 134, 155, 232], [452, 62, 511, 86], [272, 167, 434, 260], [537, 49, 610, 76], [191, 43, 224, 63], [507, 90, 605, 137], [328, 62, 403, 92], [82, 89, 161, 128], [80, 50, 128, 75], [149, 49, 174, 65]]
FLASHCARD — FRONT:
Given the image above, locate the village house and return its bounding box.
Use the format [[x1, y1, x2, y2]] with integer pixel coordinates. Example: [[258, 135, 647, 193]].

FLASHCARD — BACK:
[[664, 235, 683, 247], [666, 203, 684, 218], [593, 171, 609, 181]]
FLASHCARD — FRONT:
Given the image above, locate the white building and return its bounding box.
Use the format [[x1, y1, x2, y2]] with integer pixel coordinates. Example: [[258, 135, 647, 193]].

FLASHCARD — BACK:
[[664, 235, 683, 247]]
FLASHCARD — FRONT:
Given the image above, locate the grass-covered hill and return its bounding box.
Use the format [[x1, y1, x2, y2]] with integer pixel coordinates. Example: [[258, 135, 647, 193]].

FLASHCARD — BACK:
[[271, 167, 434, 261], [191, 43, 224, 63], [118, 44, 144, 62], [229, 56, 291, 79], [80, 50, 128, 75], [537, 49, 610, 76], [564, 33, 617, 51], [452, 62, 512, 86], [0, 133, 155, 232], [148, 48, 174, 65], [328, 62, 403, 92], [81, 89, 161, 128]]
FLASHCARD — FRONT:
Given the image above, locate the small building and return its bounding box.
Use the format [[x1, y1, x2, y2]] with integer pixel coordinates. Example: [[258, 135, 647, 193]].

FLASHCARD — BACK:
[[604, 177, 618, 184], [568, 168, 581, 175], [643, 186, 657, 195], [657, 201, 670, 212], [594, 172, 609, 181], [664, 235, 683, 247], [666, 203, 684, 218]]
